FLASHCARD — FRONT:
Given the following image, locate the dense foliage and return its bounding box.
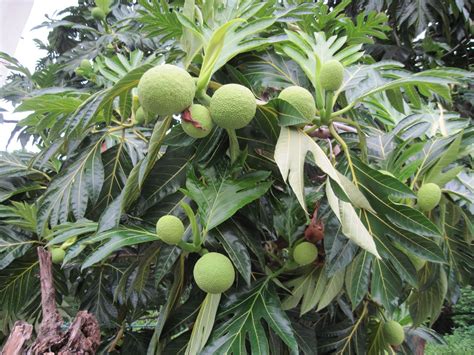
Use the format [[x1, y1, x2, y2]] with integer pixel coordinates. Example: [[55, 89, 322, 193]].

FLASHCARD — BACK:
[[0, 0, 472, 354]]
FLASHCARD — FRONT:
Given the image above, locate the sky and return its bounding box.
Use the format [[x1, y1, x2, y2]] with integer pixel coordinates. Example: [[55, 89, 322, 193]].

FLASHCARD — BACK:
[[0, 0, 77, 152]]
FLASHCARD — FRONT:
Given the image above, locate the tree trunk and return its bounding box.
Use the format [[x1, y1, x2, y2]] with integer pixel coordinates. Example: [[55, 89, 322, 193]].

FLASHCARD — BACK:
[[1, 247, 101, 355]]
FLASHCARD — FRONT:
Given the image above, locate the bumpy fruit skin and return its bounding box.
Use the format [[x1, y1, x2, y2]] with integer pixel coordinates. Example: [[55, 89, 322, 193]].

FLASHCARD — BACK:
[[182, 104, 214, 138], [137, 64, 195, 116], [320, 60, 344, 91], [193, 252, 235, 294], [91, 7, 106, 21], [293, 242, 318, 266], [51, 248, 65, 264], [383, 320, 405, 346], [80, 59, 92, 71], [210, 84, 256, 129], [278, 86, 316, 123], [135, 107, 146, 125], [156, 215, 185, 245], [417, 183, 441, 211]]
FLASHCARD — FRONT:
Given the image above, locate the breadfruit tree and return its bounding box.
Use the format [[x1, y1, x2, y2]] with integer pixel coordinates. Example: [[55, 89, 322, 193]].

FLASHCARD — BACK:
[[0, 0, 472, 354]]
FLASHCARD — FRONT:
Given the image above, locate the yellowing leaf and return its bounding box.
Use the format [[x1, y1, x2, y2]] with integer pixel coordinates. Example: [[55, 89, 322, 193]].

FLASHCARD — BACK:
[[326, 181, 381, 258]]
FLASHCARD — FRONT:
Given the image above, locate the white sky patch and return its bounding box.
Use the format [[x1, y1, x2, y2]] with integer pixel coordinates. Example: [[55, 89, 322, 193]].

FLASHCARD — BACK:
[[1, 0, 77, 152]]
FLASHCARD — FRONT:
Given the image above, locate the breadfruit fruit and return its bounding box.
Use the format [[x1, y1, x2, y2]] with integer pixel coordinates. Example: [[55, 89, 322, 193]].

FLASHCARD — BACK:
[[91, 7, 106, 21], [383, 320, 405, 346], [137, 64, 195, 116], [293, 242, 318, 266], [193, 252, 235, 294], [135, 107, 146, 125], [278, 86, 316, 123], [51, 248, 65, 264], [320, 60, 344, 91], [156, 215, 185, 245], [181, 104, 214, 138], [417, 183, 441, 211], [210, 84, 256, 129], [80, 59, 92, 71]]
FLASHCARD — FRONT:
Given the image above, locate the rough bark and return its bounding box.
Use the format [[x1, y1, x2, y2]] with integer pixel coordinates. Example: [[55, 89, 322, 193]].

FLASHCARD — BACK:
[[1, 247, 101, 355], [27, 248, 63, 354], [1, 321, 33, 355]]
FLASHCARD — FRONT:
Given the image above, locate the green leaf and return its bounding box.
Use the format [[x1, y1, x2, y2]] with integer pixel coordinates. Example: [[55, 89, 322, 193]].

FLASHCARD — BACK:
[[81, 227, 157, 269], [408, 264, 448, 326], [37, 140, 104, 234], [196, 19, 245, 92], [425, 134, 463, 186], [345, 251, 372, 309], [202, 280, 298, 354], [317, 267, 345, 311], [0, 226, 36, 270], [185, 168, 271, 233], [353, 157, 442, 237], [371, 258, 402, 313], [0, 256, 39, 314], [210, 223, 252, 285], [185, 293, 221, 355]]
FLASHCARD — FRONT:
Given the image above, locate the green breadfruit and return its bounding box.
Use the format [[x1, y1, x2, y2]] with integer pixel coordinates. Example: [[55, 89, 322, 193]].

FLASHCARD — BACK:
[[417, 183, 442, 211], [80, 59, 92, 71], [91, 7, 106, 21], [137, 64, 195, 116], [320, 60, 344, 91], [383, 320, 405, 346], [293, 242, 318, 266], [210, 84, 256, 129], [51, 248, 65, 264], [181, 104, 214, 138], [156, 215, 185, 245], [193, 252, 235, 294], [278, 86, 316, 125], [135, 107, 146, 125]]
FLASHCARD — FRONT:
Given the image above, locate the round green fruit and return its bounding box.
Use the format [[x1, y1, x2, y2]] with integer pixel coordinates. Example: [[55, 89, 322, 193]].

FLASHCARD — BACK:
[[80, 59, 92, 71], [91, 7, 106, 21], [137, 64, 195, 116], [278, 86, 316, 124], [156, 215, 185, 245], [417, 183, 441, 211], [193, 252, 235, 294], [210, 84, 256, 130], [182, 104, 214, 138], [320, 60, 344, 91], [135, 107, 146, 125], [383, 320, 405, 346], [51, 248, 65, 264], [293, 242, 318, 266]]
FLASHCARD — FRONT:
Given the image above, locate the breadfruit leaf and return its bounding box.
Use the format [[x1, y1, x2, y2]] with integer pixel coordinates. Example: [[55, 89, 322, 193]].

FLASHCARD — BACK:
[[184, 168, 272, 233], [202, 280, 298, 354], [326, 181, 380, 258], [425, 134, 463, 186]]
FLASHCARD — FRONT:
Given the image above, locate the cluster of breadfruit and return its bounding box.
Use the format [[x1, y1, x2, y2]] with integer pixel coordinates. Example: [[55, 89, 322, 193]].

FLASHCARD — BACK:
[[90, 5, 111, 21], [155, 215, 235, 294], [135, 60, 345, 137]]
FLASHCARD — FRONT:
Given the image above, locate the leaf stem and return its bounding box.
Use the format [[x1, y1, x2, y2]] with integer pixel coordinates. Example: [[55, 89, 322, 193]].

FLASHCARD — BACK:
[[331, 103, 355, 118], [333, 117, 368, 161], [329, 123, 358, 186], [226, 129, 240, 164], [195, 90, 212, 106]]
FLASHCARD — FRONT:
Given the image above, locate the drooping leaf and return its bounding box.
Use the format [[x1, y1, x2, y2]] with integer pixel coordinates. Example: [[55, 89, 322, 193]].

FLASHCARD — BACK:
[[185, 293, 221, 355]]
